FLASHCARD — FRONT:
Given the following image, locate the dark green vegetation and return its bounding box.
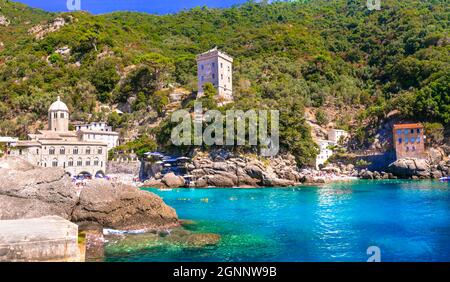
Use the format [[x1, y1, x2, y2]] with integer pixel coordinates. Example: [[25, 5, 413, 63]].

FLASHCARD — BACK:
[[0, 0, 448, 165]]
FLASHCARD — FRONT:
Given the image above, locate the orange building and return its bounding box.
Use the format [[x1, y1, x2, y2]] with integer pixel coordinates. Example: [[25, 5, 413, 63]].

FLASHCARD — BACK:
[[393, 123, 425, 160]]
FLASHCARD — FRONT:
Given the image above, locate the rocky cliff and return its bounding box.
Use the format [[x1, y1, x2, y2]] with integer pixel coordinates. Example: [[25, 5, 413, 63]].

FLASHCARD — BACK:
[[388, 158, 450, 179], [0, 157, 179, 231]]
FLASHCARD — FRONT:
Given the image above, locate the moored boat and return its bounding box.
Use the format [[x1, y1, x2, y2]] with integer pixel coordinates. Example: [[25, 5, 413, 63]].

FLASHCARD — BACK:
[[440, 177, 450, 182]]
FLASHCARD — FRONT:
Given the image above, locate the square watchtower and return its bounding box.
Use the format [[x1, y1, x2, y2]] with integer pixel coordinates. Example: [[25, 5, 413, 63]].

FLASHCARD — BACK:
[[197, 47, 233, 103]]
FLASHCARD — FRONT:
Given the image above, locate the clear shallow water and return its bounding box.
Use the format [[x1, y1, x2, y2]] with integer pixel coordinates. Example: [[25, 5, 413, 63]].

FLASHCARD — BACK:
[[105, 180, 450, 262]]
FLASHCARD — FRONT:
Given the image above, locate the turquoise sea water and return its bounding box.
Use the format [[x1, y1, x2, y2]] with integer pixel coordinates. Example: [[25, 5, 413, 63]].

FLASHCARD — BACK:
[[105, 180, 450, 262]]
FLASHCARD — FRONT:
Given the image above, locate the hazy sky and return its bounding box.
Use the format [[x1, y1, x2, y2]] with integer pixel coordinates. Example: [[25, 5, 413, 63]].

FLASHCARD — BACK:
[[16, 0, 256, 14]]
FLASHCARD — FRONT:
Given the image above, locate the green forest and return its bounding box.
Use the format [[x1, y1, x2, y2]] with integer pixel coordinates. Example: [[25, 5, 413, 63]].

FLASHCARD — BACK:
[[0, 0, 448, 166]]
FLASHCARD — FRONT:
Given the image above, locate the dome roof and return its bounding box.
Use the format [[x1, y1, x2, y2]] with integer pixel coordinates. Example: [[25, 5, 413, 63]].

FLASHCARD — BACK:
[[49, 96, 69, 112]]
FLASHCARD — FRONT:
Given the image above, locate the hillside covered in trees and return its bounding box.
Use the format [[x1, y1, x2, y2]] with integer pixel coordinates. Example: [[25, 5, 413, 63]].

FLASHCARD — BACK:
[[0, 0, 448, 166]]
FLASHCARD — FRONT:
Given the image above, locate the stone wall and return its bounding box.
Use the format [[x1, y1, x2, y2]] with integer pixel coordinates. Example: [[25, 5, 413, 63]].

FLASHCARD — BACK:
[[107, 160, 141, 175]]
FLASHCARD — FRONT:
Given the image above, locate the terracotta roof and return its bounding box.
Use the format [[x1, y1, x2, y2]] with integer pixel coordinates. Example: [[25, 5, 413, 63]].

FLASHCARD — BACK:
[[393, 123, 424, 129]]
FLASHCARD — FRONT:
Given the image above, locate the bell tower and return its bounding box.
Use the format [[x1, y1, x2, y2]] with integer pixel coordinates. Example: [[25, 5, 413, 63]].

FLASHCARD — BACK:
[[48, 96, 69, 132]]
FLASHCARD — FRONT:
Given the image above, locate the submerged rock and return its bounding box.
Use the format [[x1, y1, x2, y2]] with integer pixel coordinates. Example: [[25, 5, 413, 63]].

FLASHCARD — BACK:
[[183, 233, 221, 248], [104, 228, 221, 256]]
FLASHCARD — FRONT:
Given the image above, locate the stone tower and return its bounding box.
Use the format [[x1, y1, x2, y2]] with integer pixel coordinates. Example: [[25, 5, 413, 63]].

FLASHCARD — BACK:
[[197, 47, 233, 103], [48, 96, 69, 132]]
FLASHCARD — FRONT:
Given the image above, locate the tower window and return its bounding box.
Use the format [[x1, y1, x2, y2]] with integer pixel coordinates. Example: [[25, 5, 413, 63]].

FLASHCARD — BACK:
[[60, 112, 65, 118], [221, 63, 223, 68]]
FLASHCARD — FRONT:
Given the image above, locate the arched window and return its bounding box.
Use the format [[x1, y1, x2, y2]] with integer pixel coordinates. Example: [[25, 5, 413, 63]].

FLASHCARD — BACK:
[[68, 158, 74, 167], [52, 158, 58, 167], [86, 147, 91, 155], [97, 147, 103, 155], [60, 147, 65, 155], [73, 147, 79, 155], [77, 158, 83, 167], [94, 158, 99, 166], [49, 147, 55, 155], [86, 158, 91, 166]]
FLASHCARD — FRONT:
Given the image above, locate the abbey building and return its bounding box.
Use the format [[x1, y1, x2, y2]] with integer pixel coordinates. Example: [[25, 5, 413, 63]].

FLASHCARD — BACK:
[[10, 97, 109, 177]]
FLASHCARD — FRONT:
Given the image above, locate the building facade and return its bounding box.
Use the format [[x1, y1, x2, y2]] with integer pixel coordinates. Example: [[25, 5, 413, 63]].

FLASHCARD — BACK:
[[315, 139, 334, 169], [10, 97, 108, 177], [197, 47, 233, 103], [328, 129, 349, 145], [75, 122, 119, 151], [393, 123, 426, 160]]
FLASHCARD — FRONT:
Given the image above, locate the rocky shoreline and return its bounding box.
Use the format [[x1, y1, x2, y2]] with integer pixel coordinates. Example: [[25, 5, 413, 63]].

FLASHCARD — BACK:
[[141, 150, 450, 189], [0, 157, 226, 261], [143, 152, 306, 189]]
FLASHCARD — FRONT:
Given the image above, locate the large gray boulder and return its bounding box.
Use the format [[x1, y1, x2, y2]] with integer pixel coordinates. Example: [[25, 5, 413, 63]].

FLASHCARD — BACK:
[[263, 178, 296, 187], [0, 156, 37, 171], [388, 158, 431, 179], [207, 174, 235, 187], [0, 157, 179, 231], [162, 173, 185, 188], [359, 170, 374, 180], [72, 180, 178, 231], [0, 167, 77, 220]]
